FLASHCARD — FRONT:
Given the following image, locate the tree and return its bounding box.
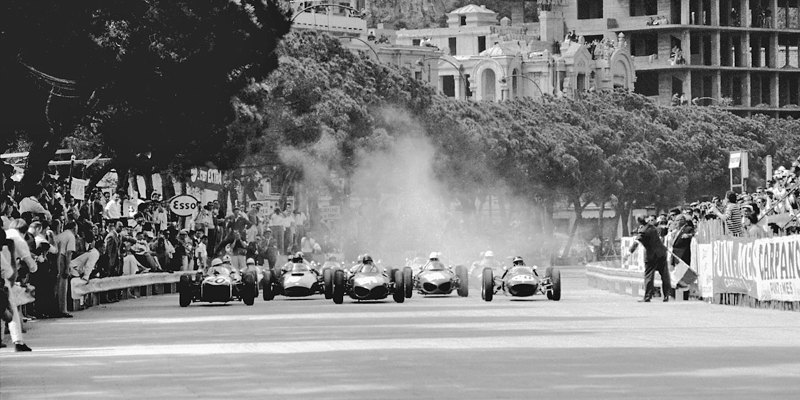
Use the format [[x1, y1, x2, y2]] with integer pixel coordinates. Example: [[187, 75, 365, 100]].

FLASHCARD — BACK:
[[1, 0, 291, 196], [237, 30, 434, 206]]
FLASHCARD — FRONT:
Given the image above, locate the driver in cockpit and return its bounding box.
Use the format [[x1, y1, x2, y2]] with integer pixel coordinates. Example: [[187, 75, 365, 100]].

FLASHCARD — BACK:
[[502, 256, 527, 278], [423, 252, 446, 270], [353, 254, 380, 274]]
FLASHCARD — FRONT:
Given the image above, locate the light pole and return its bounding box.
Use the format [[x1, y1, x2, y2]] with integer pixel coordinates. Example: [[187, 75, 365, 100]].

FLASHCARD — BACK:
[[341, 36, 380, 60], [417, 56, 466, 99], [290, 3, 364, 23], [501, 74, 545, 98]]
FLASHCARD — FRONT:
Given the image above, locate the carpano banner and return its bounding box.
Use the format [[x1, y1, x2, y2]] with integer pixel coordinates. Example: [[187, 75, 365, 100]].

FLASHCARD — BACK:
[[712, 235, 800, 301]]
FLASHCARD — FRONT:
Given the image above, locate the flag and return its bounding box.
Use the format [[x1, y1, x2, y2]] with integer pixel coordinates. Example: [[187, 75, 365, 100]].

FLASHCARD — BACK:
[[669, 251, 698, 288]]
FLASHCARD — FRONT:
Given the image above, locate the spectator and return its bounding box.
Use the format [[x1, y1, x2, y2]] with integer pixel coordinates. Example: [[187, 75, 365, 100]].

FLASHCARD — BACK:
[[70, 240, 102, 281], [19, 185, 52, 221], [104, 192, 123, 225], [268, 208, 285, 256], [54, 221, 77, 318], [712, 191, 743, 236], [1, 218, 37, 351]]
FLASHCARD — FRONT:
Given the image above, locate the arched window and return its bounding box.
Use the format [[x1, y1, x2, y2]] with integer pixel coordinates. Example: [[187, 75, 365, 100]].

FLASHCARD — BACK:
[[482, 69, 496, 101]]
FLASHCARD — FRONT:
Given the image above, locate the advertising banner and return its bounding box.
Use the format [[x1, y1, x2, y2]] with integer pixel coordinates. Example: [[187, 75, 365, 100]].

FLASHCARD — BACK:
[[712, 235, 800, 301], [696, 244, 713, 298], [70, 178, 88, 200]]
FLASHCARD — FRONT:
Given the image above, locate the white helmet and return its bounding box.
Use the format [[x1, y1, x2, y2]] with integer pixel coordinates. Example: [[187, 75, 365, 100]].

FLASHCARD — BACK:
[[429, 252, 439, 260], [484, 250, 495, 258]]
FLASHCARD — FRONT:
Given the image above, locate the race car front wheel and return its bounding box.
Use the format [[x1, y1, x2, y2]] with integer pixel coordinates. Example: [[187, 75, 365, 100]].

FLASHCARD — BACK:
[[323, 268, 334, 299], [546, 267, 562, 301], [332, 269, 345, 304], [455, 265, 469, 297], [392, 270, 405, 303], [481, 268, 494, 302], [402, 267, 413, 298], [262, 270, 274, 301], [242, 271, 256, 306]]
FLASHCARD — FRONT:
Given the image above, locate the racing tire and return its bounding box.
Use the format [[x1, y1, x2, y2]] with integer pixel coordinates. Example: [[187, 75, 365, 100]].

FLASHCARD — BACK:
[[402, 267, 413, 298], [481, 268, 494, 302], [178, 275, 192, 307], [392, 270, 405, 303], [333, 269, 345, 304], [242, 271, 256, 306], [455, 265, 469, 297], [546, 267, 562, 301], [262, 270, 274, 301], [323, 268, 334, 299]]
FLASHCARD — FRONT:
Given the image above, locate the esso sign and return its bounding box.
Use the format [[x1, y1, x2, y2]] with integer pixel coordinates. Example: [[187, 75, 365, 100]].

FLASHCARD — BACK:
[[168, 195, 200, 217]]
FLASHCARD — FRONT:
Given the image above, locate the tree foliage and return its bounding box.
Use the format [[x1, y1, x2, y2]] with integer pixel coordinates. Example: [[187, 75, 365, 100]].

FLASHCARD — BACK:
[[1, 0, 291, 195]]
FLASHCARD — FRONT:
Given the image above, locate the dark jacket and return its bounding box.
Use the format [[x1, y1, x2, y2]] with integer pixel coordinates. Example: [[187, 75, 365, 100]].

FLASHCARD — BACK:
[[634, 223, 667, 262]]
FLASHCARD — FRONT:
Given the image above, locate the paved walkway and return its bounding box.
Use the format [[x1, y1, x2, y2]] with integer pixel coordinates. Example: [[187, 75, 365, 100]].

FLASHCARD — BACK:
[[3, 266, 800, 399]]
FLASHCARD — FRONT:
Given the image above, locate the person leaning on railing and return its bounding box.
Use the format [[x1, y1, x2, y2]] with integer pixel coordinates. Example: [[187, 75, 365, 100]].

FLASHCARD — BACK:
[[711, 191, 743, 237]]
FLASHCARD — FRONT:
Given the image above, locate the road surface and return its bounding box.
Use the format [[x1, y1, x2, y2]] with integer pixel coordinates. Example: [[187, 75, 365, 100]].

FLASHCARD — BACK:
[[3, 265, 800, 399]]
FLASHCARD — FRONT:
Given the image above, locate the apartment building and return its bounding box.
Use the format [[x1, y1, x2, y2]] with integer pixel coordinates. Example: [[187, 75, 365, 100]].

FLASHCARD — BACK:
[[560, 0, 800, 117]]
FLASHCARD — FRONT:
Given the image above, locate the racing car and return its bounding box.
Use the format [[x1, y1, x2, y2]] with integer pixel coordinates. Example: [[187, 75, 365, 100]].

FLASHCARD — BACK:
[[404, 252, 468, 298], [261, 255, 333, 300], [331, 255, 405, 304], [481, 256, 561, 302], [178, 258, 257, 306]]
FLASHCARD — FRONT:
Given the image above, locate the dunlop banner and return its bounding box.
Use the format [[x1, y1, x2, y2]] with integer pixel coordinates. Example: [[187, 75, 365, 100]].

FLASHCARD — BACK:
[[712, 235, 800, 301]]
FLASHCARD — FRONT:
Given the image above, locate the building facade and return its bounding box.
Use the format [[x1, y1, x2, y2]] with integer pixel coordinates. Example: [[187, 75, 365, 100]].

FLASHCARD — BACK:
[[394, 4, 635, 101], [561, 0, 800, 117]]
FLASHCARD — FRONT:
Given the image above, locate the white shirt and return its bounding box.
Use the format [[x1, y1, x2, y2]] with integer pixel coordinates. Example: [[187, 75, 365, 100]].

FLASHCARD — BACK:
[[19, 197, 51, 220], [1, 229, 37, 279], [154, 209, 168, 230], [70, 248, 100, 277], [104, 200, 122, 219]]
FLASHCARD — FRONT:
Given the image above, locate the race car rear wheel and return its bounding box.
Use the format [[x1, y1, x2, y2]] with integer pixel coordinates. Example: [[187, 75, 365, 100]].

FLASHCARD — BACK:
[[242, 271, 256, 306], [178, 275, 192, 307], [455, 265, 469, 297], [481, 268, 494, 302], [392, 270, 405, 303], [333, 269, 345, 304], [323, 268, 334, 299], [546, 267, 562, 301], [262, 270, 274, 301], [402, 267, 413, 298]]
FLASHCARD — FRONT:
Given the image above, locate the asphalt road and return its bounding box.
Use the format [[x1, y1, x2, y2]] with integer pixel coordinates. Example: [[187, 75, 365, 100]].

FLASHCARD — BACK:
[[3, 265, 800, 400]]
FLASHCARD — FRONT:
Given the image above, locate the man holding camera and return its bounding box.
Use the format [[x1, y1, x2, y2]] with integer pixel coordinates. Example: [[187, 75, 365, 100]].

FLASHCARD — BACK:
[[626, 215, 671, 303]]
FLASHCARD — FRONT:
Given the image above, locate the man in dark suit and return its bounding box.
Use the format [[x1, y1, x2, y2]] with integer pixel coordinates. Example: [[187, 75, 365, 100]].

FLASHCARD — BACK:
[[626, 216, 671, 302]]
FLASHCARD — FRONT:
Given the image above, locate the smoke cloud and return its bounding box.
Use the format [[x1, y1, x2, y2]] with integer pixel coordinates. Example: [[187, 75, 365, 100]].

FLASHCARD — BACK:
[[280, 108, 555, 269]]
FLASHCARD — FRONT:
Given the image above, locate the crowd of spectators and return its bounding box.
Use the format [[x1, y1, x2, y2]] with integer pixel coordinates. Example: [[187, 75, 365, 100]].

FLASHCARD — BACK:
[[0, 166, 315, 351], [653, 158, 800, 242]]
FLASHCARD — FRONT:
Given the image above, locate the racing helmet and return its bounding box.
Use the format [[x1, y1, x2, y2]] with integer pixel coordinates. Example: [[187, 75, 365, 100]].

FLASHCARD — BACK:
[[210, 258, 223, 267], [222, 255, 232, 264], [246, 258, 256, 266], [484, 250, 495, 258], [362, 254, 374, 264], [512, 256, 524, 266], [428, 252, 439, 261]]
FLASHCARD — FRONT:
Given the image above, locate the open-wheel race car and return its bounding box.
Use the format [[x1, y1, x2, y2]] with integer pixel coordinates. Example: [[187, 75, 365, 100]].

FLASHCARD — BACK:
[[178, 259, 257, 307], [331, 255, 405, 304], [261, 260, 333, 300], [403, 252, 468, 298], [480, 257, 561, 302]]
